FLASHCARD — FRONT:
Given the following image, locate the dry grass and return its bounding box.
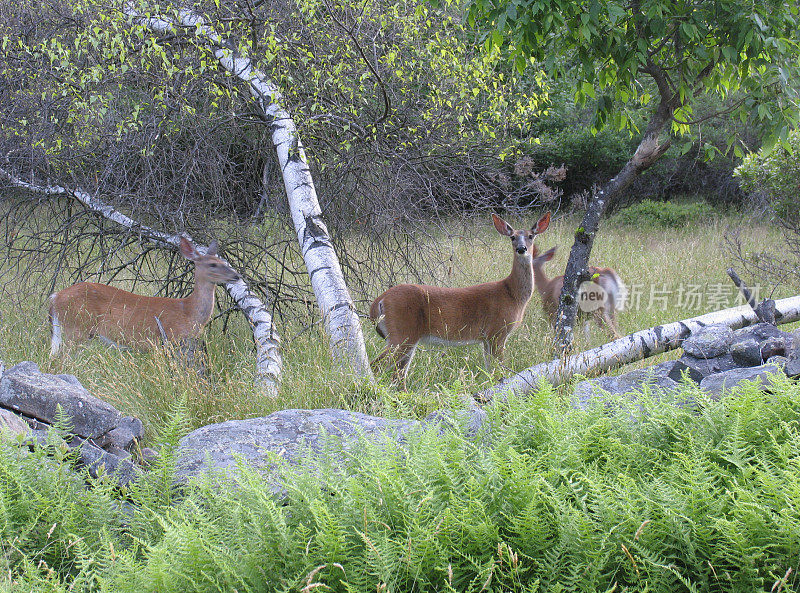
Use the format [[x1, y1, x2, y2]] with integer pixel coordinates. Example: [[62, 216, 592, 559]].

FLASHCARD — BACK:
[[0, 211, 796, 439]]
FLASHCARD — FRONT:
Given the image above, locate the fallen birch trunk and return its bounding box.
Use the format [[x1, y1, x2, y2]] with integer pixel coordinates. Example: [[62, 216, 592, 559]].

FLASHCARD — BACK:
[[0, 167, 282, 395], [478, 295, 800, 403], [126, 4, 373, 380]]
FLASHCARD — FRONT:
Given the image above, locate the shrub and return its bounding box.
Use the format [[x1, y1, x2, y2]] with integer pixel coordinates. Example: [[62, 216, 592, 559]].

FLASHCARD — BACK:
[[613, 198, 717, 228], [4, 378, 800, 592], [735, 129, 800, 224]]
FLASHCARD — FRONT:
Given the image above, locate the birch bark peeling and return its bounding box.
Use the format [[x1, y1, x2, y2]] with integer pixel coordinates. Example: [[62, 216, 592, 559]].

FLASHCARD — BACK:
[[126, 5, 373, 380], [479, 295, 800, 403], [0, 167, 282, 394]]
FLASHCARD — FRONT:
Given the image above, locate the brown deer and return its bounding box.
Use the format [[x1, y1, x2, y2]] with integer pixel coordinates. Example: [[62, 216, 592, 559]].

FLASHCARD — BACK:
[[369, 212, 551, 385], [531, 246, 626, 340], [49, 237, 240, 355]]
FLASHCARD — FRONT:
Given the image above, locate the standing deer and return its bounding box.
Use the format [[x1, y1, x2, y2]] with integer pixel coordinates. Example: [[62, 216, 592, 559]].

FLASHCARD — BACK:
[[369, 212, 551, 385], [49, 237, 240, 355], [531, 246, 626, 340]]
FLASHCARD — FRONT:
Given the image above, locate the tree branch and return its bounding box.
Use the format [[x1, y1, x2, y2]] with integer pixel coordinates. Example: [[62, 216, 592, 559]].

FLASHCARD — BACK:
[[125, 3, 373, 380], [0, 165, 283, 395], [480, 294, 800, 403]]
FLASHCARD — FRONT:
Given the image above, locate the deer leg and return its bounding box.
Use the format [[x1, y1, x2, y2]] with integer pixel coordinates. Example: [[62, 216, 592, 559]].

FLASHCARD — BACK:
[[50, 312, 63, 356], [392, 343, 417, 388], [483, 336, 507, 376], [604, 307, 621, 339], [594, 307, 620, 340]]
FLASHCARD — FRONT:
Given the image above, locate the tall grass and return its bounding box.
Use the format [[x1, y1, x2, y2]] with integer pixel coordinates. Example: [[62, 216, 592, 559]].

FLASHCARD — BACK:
[[2, 213, 800, 591], [0, 212, 796, 435]]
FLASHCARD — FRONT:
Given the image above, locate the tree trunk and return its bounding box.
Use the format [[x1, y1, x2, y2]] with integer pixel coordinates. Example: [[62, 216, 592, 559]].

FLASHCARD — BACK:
[[0, 167, 283, 395], [479, 294, 800, 403], [127, 6, 373, 379], [553, 99, 674, 353]]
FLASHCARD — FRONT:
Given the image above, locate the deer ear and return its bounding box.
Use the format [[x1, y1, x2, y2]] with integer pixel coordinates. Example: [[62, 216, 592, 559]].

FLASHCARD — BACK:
[[492, 213, 514, 236], [179, 237, 200, 261], [533, 211, 551, 234], [543, 246, 557, 261], [207, 240, 219, 256]]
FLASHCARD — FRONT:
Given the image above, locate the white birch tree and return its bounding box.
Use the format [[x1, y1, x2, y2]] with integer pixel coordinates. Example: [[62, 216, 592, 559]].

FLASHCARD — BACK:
[[125, 3, 372, 379], [0, 166, 282, 394], [478, 295, 800, 403]]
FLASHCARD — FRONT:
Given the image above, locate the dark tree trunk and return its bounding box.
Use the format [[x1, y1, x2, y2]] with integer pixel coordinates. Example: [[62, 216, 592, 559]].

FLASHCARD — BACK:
[[553, 95, 676, 353]]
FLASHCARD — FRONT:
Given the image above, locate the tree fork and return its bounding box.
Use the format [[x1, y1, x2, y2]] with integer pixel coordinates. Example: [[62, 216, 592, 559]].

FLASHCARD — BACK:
[[553, 99, 675, 353]]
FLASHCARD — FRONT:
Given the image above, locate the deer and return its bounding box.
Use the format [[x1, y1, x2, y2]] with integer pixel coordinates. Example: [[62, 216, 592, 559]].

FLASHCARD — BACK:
[[49, 237, 240, 356], [530, 246, 626, 340], [369, 211, 551, 385]]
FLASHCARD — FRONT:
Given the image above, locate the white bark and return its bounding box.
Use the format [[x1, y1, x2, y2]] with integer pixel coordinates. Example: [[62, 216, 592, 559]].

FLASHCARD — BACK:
[[479, 295, 800, 403], [125, 4, 373, 379], [0, 167, 282, 395]]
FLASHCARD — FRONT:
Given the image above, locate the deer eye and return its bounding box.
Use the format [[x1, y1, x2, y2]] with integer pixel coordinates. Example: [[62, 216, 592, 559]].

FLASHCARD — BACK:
[[528, 234, 533, 239], [209, 263, 217, 268]]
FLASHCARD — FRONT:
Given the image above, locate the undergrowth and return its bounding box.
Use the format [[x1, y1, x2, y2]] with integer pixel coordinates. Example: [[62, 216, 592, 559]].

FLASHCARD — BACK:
[[3, 377, 800, 592]]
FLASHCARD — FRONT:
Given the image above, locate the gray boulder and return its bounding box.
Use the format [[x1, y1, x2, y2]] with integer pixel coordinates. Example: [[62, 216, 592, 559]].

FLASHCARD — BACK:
[[424, 407, 487, 438], [0, 362, 122, 439], [0, 408, 29, 438], [95, 416, 144, 451], [759, 336, 787, 360], [682, 325, 734, 359], [786, 329, 800, 359], [572, 360, 694, 409], [678, 353, 739, 378], [786, 358, 800, 378], [78, 441, 140, 486], [732, 323, 790, 343], [730, 338, 762, 367], [699, 364, 785, 399], [176, 409, 419, 484]]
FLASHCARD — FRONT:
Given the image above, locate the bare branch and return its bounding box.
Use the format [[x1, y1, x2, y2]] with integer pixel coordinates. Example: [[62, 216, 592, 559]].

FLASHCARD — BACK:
[[0, 165, 282, 394]]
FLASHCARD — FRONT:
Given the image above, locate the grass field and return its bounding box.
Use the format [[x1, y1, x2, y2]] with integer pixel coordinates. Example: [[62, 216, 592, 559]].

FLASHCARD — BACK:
[[3, 209, 800, 593], [0, 210, 796, 438]]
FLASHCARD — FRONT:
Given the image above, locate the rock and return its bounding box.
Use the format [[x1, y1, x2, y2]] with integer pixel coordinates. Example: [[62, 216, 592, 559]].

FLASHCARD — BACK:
[[730, 338, 763, 366], [682, 325, 734, 359], [572, 360, 692, 409], [760, 336, 787, 360], [666, 360, 704, 384], [786, 330, 800, 378], [176, 409, 419, 484], [786, 329, 800, 360], [23, 428, 52, 448], [0, 408, 29, 438], [56, 374, 83, 387], [786, 357, 800, 378], [732, 323, 789, 343], [766, 355, 789, 368], [698, 364, 785, 399], [96, 416, 144, 451], [0, 362, 122, 439], [424, 407, 487, 438], [678, 353, 739, 378], [139, 447, 159, 466], [78, 441, 139, 486], [104, 446, 132, 459]]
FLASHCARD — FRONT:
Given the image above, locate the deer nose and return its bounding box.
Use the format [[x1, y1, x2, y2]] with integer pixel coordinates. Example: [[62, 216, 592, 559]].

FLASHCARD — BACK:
[[516, 247, 527, 254]]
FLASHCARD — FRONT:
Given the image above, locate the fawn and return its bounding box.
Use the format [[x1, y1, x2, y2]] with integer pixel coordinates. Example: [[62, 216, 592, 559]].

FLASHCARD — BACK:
[[49, 237, 239, 355], [531, 246, 626, 340], [369, 212, 551, 385]]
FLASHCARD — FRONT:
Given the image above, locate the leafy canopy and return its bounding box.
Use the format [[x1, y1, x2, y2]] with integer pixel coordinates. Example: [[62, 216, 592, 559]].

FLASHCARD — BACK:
[[460, 0, 800, 149]]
